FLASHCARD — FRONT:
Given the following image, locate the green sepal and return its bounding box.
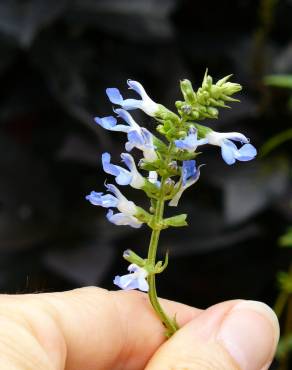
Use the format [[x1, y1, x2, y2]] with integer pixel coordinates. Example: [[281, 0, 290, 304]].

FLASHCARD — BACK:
[[123, 249, 146, 266], [155, 104, 180, 123], [162, 214, 188, 227], [153, 136, 168, 153], [193, 123, 213, 137], [141, 180, 160, 198], [171, 150, 199, 161], [139, 159, 161, 172], [135, 207, 152, 223], [140, 158, 179, 178]]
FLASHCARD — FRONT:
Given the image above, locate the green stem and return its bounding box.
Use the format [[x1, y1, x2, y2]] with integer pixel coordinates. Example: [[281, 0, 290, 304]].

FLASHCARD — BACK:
[[147, 179, 179, 337], [274, 291, 289, 318]]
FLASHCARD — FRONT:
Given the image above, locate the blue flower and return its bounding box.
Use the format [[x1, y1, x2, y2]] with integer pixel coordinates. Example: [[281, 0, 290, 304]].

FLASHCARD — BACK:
[[94, 115, 131, 133], [113, 263, 149, 292], [106, 80, 159, 117], [106, 209, 142, 228], [206, 131, 257, 165], [117, 109, 157, 162], [95, 109, 157, 162], [102, 152, 145, 188], [86, 184, 143, 228], [175, 128, 208, 152], [85, 191, 118, 208], [169, 160, 201, 207], [182, 160, 198, 186]]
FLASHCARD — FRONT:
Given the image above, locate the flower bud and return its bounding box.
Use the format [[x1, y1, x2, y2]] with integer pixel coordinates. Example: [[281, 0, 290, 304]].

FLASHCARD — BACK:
[[180, 79, 196, 104], [164, 178, 175, 195], [123, 249, 145, 266], [168, 161, 178, 171]]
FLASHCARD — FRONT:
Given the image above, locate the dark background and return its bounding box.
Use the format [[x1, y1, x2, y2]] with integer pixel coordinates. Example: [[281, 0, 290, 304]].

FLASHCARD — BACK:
[[0, 0, 292, 322]]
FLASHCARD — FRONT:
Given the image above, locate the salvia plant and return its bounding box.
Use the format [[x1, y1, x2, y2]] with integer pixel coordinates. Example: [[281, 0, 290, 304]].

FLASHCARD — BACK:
[[86, 71, 257, 337]]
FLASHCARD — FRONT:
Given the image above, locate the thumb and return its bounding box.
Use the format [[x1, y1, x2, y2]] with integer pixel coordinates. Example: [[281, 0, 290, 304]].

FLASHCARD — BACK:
[[146, 300, 279, 370]]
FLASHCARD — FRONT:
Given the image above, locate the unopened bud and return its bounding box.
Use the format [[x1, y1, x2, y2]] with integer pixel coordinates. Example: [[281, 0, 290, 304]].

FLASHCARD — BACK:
[[180, 79, 195, 103], [168, 161, 178, 171], [181, 104, 192, 115]]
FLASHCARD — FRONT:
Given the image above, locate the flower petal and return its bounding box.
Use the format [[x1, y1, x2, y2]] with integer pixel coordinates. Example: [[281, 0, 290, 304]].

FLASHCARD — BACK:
[[106, 209, 142, 228], [182, 160, 197, 186], [115, 109, 140, 130], [85, 191, 118, 208], [221, 139, 237, 165], [113, 275, 139, 290], [106, 88, 124, 105], [127, 80, 148, 99], [94, 116, 130, 133], [113, 263, 149, 292], [175, 128, 208, 152], [235, 143, 257, 161], [102, 152, 132, 186], [137, 277, 149, 292], [169, 164, 201, 207], [121, 153, 145, 188]]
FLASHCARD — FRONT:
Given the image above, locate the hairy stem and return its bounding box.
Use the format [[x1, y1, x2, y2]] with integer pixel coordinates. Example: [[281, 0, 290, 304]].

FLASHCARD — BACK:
[[147, 179, 179, 337]]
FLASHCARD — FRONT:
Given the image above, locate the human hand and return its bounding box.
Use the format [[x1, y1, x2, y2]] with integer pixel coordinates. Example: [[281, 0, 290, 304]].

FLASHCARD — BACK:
[[0, 287, 279, 369]]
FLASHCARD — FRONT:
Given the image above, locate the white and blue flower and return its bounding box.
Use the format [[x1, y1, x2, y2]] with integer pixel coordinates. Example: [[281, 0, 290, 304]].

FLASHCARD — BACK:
[[102, 152, 145, 189], [148, 171, 161, 187], [106, 80, 159, 117], [169, 160, 201, 207], [86, 184, 143, 228], [114, 263, 149, 292], [206, 131, 257, 165], [95, 109, 157, 162], [175, 127, 208, 152]]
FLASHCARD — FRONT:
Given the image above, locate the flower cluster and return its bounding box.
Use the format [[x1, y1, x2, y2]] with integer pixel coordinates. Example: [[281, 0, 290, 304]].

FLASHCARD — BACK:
[[86, 72, 257, 335]]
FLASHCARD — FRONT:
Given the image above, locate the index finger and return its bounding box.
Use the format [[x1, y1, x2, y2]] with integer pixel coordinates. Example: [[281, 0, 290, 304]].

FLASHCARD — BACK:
[[0, 287, 201, 370]]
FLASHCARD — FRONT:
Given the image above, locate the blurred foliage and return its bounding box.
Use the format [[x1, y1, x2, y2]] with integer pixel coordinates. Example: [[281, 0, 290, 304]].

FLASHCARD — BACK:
[[280, 228, 292, 247], [263, 71, 292, 368]]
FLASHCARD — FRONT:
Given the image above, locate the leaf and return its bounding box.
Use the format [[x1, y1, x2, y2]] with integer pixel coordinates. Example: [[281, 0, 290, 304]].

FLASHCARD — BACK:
[[279, 227, 292, 247], [260, 129, 292, 157], [264, 75, 292, 90]]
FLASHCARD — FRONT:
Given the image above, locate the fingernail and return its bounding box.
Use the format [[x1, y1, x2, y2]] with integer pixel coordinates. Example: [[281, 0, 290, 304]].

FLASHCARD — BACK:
[[217, 301, 279, 370]]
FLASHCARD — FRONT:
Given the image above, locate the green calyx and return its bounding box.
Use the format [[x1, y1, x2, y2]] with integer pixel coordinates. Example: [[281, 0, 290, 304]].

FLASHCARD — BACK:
[[123, 249, 169, 275], [162, 214, 188, 227], [123, 249, 146, 266]]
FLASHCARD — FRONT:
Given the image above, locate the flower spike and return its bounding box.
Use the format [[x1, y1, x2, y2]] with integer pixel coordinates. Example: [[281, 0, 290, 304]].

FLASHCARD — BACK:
[[89, 73, 257, 337]]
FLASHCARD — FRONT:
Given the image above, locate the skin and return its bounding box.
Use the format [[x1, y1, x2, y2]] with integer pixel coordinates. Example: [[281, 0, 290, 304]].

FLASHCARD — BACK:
[[0, 287, 279, 370]]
